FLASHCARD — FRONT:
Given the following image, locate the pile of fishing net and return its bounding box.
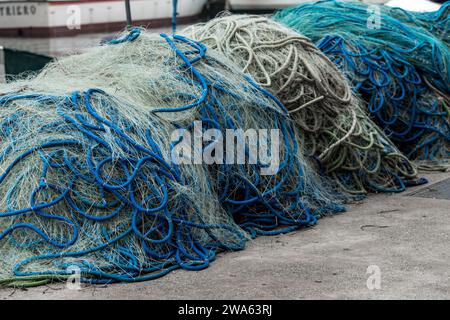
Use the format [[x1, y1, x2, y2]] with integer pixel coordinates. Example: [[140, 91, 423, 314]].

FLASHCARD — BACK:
[[385, 1, 449, 47], [274, 0, 450, 169], [0, 30, 343, 286], [182, 14, 420, 195]]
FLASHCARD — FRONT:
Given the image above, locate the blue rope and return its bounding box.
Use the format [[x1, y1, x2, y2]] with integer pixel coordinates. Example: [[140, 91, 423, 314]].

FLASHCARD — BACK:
[[314, 35, 450, 161], [0, 29, 343, 284], [273, 0, 450, 162], [385, 2, 450, 47], [107, 28, 141, 45]]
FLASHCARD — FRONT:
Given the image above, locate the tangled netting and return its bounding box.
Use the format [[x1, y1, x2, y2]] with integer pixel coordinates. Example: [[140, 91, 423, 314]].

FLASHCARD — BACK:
[[385, 2, 449, 47], [0, 30, 344, 286], [182, 14, 420, 195], [274, 0, 450, 168]]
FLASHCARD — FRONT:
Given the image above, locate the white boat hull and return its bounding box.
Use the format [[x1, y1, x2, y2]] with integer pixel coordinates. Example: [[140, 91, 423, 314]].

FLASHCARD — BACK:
[[227, 0, 401, 10], [0, 0, 207, 37], [228, 0, 311, 10]]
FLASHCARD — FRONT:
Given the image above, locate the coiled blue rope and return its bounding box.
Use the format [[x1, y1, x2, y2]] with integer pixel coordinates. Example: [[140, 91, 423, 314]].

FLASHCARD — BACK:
[[273, 0, 450, 163], [385, 2, 449, 47], [314, 35, 450, 161], [0, 29, 343, 285]]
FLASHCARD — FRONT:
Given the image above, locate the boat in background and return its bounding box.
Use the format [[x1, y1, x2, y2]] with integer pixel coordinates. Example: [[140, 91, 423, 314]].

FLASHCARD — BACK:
[[0, 47, 52, 82], [227, 0, 311, 11], [386, 0, 441, 12], [227, 0, 443, 11], [0, 0, 207, 37]]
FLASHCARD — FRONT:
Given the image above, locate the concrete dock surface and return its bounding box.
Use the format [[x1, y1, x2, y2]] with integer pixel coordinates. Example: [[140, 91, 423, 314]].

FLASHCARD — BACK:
[[1, 171, 449, 300]]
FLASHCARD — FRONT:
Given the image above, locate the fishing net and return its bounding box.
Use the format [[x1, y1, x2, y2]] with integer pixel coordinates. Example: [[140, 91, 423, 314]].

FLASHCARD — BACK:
[[0, 30, 342, 286], [384, 1, 449, 47], [182, 14, 420, 195], [274, 0, 450, 169]]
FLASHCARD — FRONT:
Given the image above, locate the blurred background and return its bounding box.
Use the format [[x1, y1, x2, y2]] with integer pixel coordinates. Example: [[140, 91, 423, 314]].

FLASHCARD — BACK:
[[0, 0, 446, 82]]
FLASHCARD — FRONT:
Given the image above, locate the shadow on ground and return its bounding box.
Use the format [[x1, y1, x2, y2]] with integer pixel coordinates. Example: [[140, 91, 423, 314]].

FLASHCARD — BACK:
[[1, 171, 449, 300]]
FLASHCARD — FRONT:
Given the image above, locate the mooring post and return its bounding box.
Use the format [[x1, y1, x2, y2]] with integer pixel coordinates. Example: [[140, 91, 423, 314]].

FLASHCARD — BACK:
[[125, 0, 132, 28]]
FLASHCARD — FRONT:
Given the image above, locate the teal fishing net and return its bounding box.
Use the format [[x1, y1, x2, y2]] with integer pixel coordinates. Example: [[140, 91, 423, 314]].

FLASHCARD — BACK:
[[385, 2, 449, 47], [274, 0, 450, 169]]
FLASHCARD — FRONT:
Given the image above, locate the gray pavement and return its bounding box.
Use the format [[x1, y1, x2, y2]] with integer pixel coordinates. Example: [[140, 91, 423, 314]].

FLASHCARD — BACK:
[[0, 171, 449, 300]]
